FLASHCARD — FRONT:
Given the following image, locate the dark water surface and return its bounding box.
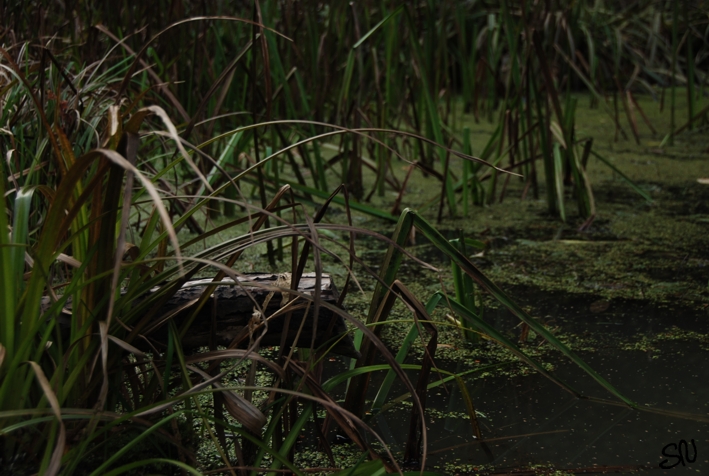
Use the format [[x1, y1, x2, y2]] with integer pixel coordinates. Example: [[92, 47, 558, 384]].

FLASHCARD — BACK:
[[355, 289, 709, 474]]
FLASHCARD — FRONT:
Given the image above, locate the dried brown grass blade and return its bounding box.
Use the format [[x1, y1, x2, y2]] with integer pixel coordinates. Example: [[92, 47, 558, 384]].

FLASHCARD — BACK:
[[93, 25, 190, 122], [188, 365, 266, 433], [28, 362, 65, 476]]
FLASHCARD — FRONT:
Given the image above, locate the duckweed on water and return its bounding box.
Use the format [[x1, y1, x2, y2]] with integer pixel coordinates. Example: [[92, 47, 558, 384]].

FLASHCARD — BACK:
[[349, 94, 709, 311], [620, 326, 709, 357], [438, 462, 576, 476]]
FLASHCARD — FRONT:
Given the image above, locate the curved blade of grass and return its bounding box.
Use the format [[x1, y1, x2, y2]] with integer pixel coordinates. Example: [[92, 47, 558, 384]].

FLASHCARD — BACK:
[[370, 293, 443, 412], [444, 295, 579, 396], [189, 365, 266, 433], [377, 362, 509, 415], [332, 459, 386, 476], [102, 459, 202, 476], [114, 16, 291, 100], [201, 121, 511, 176], [86, 410, 198, 476], [196, 131, 243, 197], [590, 150, 653, 204], [410, 210, 636, 408], [185, 349, 285, 378], [140, 105, 212, 192], [353, 5, 404, 49], [28, 362, 65, 476], [265, 402, 314, 476], [238, 383, 401, 476], [277, 179, 396, 221]]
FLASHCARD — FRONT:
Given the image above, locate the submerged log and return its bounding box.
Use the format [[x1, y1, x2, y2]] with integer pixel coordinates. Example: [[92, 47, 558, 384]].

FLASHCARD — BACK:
[[43, 273, 360, 359]]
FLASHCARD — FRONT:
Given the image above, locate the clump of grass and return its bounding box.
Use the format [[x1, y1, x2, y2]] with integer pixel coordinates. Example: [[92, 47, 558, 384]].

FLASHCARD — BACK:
[[2, 2, 708, 474], [0, 19, 494, 474], [6, 1, 702, 223]]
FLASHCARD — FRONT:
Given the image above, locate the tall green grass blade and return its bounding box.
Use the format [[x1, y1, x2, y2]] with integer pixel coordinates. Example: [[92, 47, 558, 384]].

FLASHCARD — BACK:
[[370, 323, 420, 413], [368, 211, 414, 317], [670, 0, 679, 145], [370, 293, 443, 412], [198, 131, 243, 197], [462, 127, 472, 215], [685, 0, 695, 130], [531, 71, 556, 216], [0, 175, 16, 359], [571, 144, 595, 219], [338, 50, 356, 122], [324, 358, 503, 405], [450, 237, 482, 342], [445, 295, 578, 394], [90, 410, 189, 476], [103, 459, 202, 476], [378, 362, 509, 415], [552, 142, 566, 222], [405, 8, 456, 216], [10, 188, 32, 289], [266, 402, 313, 476], [353, 5, 404, 49], [409, 210, 636, 408], [332, 459, 386, 476]]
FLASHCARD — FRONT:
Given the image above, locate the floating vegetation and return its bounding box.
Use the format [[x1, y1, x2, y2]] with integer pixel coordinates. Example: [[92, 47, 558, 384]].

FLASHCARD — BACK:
[[1, 1, 708, 474]]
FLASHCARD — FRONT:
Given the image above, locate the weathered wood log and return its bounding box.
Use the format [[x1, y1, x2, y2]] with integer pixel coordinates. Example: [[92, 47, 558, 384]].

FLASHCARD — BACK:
[[43, 273, 360, 359]]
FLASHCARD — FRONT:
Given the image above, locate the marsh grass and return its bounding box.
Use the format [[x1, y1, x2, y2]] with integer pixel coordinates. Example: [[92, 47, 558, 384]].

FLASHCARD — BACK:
[[6, 1, 702, 221], [1, 1, 708, 474]]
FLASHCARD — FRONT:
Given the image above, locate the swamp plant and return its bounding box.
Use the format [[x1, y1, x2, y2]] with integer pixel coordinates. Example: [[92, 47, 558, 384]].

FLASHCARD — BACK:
[[1, 1, 708, 474]]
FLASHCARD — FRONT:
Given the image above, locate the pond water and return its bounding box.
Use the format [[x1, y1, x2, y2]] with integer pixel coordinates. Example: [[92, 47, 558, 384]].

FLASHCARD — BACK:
[[311, 286, 709, 475], [350, 288, 709, 474]]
